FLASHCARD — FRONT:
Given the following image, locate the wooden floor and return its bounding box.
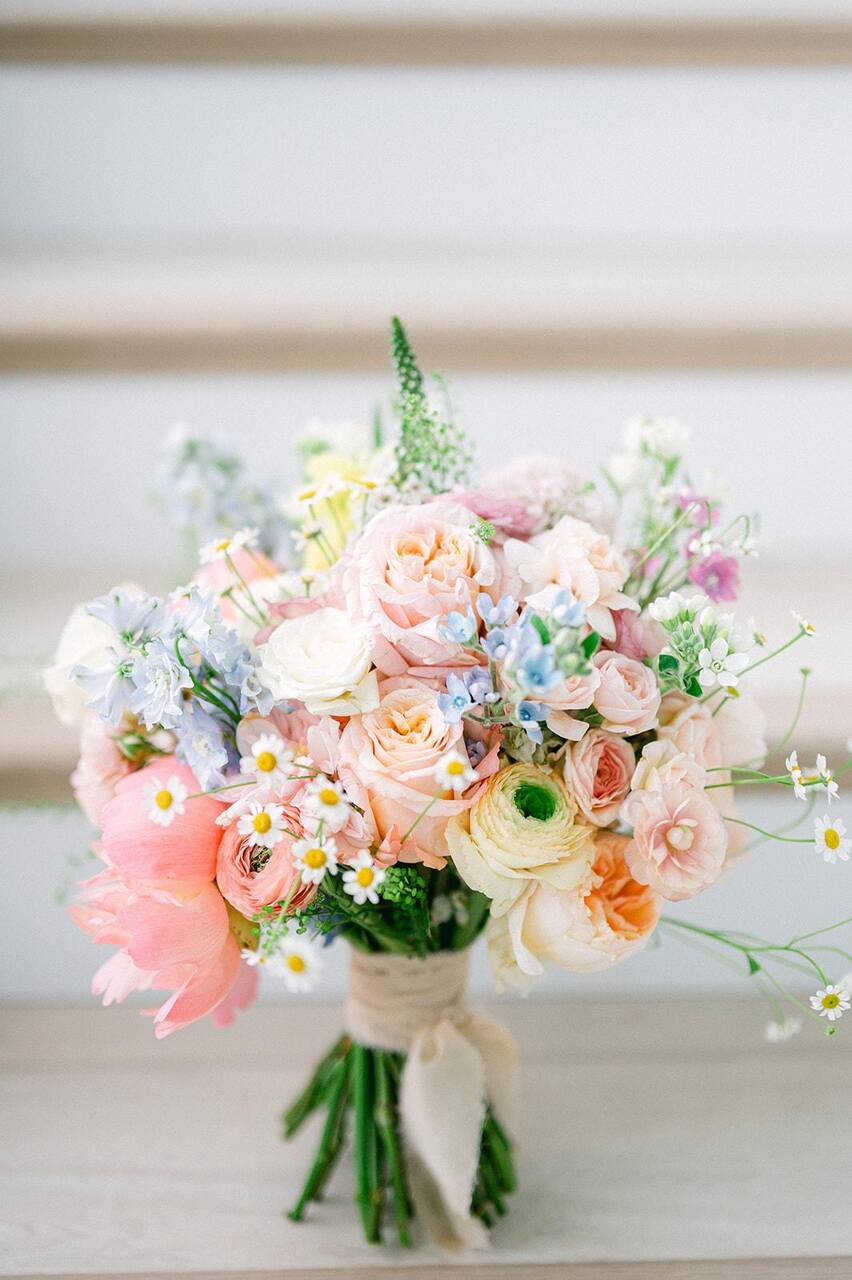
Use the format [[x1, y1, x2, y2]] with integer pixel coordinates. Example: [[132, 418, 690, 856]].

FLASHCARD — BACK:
[[2, 998, 851, 1278]]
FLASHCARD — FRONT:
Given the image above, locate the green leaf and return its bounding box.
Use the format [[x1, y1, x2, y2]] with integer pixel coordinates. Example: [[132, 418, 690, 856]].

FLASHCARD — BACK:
[[581, 630, 601, 659], [746, 954, 761, 975], [530, 615, 550, 645], [658, 653, 680, 673], [685, 675, 703, 698]]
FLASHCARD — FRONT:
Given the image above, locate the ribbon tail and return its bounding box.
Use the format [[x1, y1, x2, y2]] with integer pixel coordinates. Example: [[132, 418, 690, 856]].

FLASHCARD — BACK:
[[459, 1011, 519, 1137], [400, 1019, 489, 1250]]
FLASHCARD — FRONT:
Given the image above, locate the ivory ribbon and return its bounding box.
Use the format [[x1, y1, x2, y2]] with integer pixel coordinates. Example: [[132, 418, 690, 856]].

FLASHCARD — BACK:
[[344, 948, 518, 1250]]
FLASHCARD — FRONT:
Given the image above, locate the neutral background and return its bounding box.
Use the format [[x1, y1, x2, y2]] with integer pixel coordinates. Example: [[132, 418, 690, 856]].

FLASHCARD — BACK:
[[2, 0, 851, 1009]]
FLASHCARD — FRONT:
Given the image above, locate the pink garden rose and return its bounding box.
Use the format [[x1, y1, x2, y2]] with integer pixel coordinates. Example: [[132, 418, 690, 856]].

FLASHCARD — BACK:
[[342, 500, 499, 675], [71, 712, 135, 827], [564, 728, 635, 827], [337, 680, 499, 867], [623, 780, 728, 901], [591, 651, 661, 736], [480, 453, 606, 534], [216, 809, 318, 919], [606, 608, 665, 662]]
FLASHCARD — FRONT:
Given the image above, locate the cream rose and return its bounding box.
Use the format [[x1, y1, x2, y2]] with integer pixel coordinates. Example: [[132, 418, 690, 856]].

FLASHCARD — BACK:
[[446, 762, 595, 916], [342, 500, 498, 674], [592, 650, 661, 736], [489, 830, 660, 988], [564, 728, 635, 827], [257, 606, 379, 717], [629, 739, 705, 794]]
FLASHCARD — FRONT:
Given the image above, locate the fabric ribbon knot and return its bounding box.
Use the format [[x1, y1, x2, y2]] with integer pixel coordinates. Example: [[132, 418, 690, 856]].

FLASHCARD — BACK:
[[344, 947, 518, 1249]]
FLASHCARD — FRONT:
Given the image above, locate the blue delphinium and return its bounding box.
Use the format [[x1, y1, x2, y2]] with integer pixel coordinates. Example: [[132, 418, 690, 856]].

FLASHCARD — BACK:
[[174, 701, 232, 789], [129, 637, 193, 729]]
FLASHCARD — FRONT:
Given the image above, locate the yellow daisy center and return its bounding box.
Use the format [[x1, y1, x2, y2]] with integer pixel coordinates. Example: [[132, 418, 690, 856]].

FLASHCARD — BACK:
[[446, 759, 466, 776], [822, 993, 840, 1009], [304, 847, 327, 869], [154, 789, 173, 810], [318, 786, 340, 806], [255, 751, 277, 773], [356, 867, 375, 887], [252, 812, 272, 835], [825, 828, 841, 851], [215, 538, 231, 552], [287, 954, 306, 973]]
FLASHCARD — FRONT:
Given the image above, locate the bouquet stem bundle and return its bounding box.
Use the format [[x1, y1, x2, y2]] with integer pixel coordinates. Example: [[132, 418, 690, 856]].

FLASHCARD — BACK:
[[284, 1034, 515, 1244]]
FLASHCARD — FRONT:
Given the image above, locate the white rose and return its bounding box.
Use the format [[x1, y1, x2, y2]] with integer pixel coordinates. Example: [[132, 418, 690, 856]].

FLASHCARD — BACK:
[[257, 606, 379, 717], [43, 599, 118, 728]]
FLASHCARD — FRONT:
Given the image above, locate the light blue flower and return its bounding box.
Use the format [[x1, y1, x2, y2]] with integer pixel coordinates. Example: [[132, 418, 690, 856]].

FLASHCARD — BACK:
[[128, 638, 193, 729], [516, 700, 548, 743], [515, 643, 561, 695], [240, 666, 274, 716], [87, 589, 163, 649], [73, 651, 136, 727], [549, 589, 586, 629], [437, 673, 474, 724], [482, 627, 510, 661], [174, 702, 231, 789], [476, 592, 516, 628], [462, 665, 497, 706], [438, 606, 478, 646]]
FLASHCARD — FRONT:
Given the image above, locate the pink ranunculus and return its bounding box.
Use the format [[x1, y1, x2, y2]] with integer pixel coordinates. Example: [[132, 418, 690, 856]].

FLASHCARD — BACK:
[[342, 500, 498, 675], [71, 868, 254, 1038], [215, 810, 317, 919], [71, 711, 135, 827], [564, 728, 635, 827], [591, 651, 661, 736], [337, 680, 497, 867], [607, 608, 666, 662], [622, 780, 728, 901], [688, 550, 740, 603], [100, 758, 226, 887], [503, 515, 635, 641], [442, 489, 537, 540]]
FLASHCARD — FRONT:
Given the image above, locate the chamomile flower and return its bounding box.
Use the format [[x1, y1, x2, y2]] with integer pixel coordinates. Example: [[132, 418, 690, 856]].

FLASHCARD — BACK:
[[814, 815, 851, 864], [240, 733, 292, 786], [342, 851, 386, 905], [815, 755, 839, 803], [764, 1016, 801, 1044], [199, 526, 259, 565], [791, 610, 817, 637], [236, 802, 287, 849], [809, 984, 850, 1021], [247, 936, 324, 992], [786, 750, 806, 800], [434, 751, 477, 794], [293, 835, 339, 885], [302, 776, 350, 832], [144, 774, 188, 827], [696, 637, 750, 691]]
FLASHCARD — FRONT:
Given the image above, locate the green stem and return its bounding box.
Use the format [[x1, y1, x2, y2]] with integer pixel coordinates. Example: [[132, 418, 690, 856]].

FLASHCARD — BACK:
[[353, 1044, 380, 1243], [374, 1052, 412, 1247], [288, 1052, 351, 1221], [283, 1036, 348, 1138]]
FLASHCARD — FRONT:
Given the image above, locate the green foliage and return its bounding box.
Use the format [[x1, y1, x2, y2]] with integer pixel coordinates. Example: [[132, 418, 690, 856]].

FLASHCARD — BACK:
[[388, 317, 473, 494]]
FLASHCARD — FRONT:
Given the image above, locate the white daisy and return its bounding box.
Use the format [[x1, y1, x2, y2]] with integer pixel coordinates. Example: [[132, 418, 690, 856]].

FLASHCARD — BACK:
[[815, 755, 839, 803], [342, 851, 386, 905], [144, 774, 188, 827], [697, 637, 750, 691], [786, 750, 807, 800], [764, 1016, 801, 1044], [434, 751, 477, 794], [273, 936, 325, 993], [814, 815, 851, 864], [293, 835, 339, 885], [240, 733, 293, 787], [199, 526, 259, 565], [302, 776, 350, 832], [809, 984, 850, 1021], [236, 802, 287, 849], [791, 610, 817, 637]]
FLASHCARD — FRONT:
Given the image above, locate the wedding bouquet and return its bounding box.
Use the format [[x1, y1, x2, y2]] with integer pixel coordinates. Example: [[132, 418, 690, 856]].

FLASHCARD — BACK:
[[45, 319, 849, 1249]]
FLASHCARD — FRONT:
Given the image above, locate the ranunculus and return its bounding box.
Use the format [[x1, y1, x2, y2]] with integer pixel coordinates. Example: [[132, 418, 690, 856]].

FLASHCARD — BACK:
[[592, 651, 661, 735], [100, 758, 226, 887], [342, 500, 498, 674], [43, 585, 141, 727], [215, 814, 317, 919], [257, 606, 379, 716], [488, 830, 660, 988], [446, 762, 594, 916], [503, 515, 635, 640], [564, 728, 635, 827], [337, 680, 497, 867], [623, 780, 728, 901], [71, 712, 136, 827]]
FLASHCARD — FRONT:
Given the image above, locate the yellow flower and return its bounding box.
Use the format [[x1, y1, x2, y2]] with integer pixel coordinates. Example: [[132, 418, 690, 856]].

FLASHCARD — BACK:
[[446, 762, 595, 916], [298, 451, 378, 570]]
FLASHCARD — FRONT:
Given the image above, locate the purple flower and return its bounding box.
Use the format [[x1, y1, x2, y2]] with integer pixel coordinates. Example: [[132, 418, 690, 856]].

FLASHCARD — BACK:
[[688, 551, 740, 603]]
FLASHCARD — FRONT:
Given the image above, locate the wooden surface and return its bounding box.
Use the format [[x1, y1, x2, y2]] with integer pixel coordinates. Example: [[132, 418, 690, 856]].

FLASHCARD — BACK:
[[2, 998, 851, 1277], [3, 15, 852, 68]]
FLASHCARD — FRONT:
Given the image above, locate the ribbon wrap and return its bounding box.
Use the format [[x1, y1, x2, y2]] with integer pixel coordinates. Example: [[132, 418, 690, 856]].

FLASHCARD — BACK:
[[344, 947, 518, 1249]]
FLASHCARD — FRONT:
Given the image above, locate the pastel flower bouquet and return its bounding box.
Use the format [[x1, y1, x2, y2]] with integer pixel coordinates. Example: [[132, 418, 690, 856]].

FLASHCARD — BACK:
[[45, 319, 851, 1249]]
